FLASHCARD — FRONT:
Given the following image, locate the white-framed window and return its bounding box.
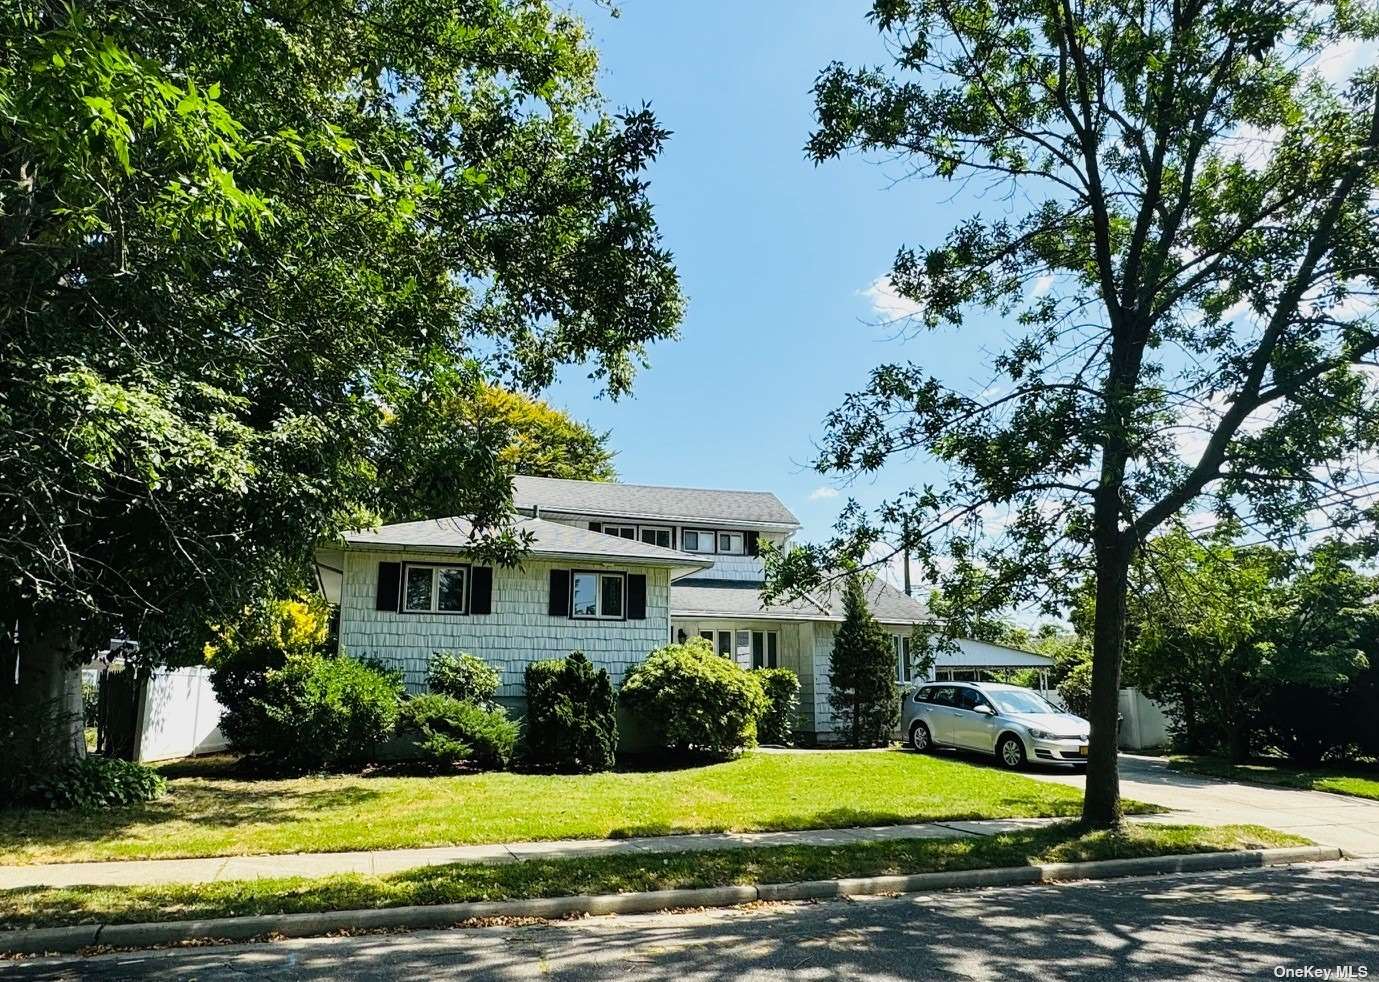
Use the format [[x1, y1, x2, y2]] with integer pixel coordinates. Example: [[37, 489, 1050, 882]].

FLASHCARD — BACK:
[[639, 526, 672, 549], [717, 532, 745, 554], [752, 631, 779, 669], [603, 525, 637, 540], [895, 635, 914, 682], [571, 570, 625, 620], [716, 630, 732, 657], [682, 530, 716, 553], [402, 563, 467, 614]]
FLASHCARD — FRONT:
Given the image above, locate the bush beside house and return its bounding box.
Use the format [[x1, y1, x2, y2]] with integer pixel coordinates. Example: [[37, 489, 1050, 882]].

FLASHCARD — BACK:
[[523, 652, 617, 773], [254, 654, 405, 771], [829, 576, 899, 747], [753, 668, 800, 746], [621, 637, 767, 757], [399, 693, 518, 771], [426, 652, 501, 711]]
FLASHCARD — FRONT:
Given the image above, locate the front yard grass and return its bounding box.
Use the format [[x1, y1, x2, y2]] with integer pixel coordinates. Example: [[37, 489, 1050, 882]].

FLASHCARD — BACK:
[[0, 750, 1155, 865], [0, 823, 1303, 931], [1170, 755, 1379, 801]]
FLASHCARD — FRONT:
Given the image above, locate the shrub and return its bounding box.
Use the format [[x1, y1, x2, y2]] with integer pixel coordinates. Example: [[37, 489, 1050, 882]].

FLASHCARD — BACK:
[[524, 651, 617, 772], [1058, 660, 1094, 719], [426, 651, 501, 709], [828, 577, 899, 747], [620, 638, 767, 757], [400, 693, 518, 771], [22, 756, 167, 810], [753, 668, 800, 746], [206, 596, 332, 748], [245, 653, 404, 771]]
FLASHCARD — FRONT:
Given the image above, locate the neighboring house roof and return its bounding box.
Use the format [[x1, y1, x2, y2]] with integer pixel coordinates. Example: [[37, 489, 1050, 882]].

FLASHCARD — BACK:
[[940, 639, 1054, 668], [339, 516, 711, 572], [512, 475, 800, 530], [671, 576, 933, 625]]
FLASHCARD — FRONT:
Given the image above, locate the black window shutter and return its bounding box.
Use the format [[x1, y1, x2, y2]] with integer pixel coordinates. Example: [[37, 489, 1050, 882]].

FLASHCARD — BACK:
[[746, 531, 760, 556], [627, 574, 647, 620], [589, 521, 602, 533], [470, 566, 493, 615], [549, 569, 571, 616], [375, 562, 402, 612]]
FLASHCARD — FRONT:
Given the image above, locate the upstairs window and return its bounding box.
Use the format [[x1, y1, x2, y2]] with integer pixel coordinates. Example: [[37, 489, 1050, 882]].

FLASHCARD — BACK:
[[603, 525, 637, 540], [682, 530, 716, 553], [717, 532, 745, 554], [640, 526, 672, 549]]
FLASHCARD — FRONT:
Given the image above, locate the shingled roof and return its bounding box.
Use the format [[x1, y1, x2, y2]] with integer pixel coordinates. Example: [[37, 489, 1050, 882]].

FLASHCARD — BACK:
[[342, 517, 710, 571], [671, 576, 933, 625], [512, 476, 800, 529]]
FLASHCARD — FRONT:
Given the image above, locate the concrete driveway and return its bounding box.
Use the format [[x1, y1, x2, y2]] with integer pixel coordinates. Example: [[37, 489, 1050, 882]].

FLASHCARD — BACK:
[[1028, 753, 1379, 856]]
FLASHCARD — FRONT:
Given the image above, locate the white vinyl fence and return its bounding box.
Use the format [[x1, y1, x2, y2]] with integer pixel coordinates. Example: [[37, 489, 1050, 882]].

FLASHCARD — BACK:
[[134, 666, 229, 762], [1038, 686, 1170, 751]]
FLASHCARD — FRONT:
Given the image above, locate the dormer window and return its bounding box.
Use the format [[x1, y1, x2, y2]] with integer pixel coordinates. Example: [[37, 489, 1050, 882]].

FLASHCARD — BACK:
[[717, 532, 745, 554], [682, 530, 716, 553], [639, 526, 672, 549], [603, 524, 637, 540]]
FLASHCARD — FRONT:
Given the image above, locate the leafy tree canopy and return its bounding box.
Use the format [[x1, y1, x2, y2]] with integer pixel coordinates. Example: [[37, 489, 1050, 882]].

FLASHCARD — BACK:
[[0, 0, 681, 673], [769, 0, 1379, 824]]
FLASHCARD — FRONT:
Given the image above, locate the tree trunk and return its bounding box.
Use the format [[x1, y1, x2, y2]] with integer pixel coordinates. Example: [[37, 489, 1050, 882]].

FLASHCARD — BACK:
[[10, 613, 86, 766], [1082, 534, 1129, 828]]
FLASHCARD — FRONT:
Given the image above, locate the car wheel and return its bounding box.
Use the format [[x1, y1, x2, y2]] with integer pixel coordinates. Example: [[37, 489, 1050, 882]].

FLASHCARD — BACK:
[[997, 734, 1026, 770], [909, 721, 932, 752]]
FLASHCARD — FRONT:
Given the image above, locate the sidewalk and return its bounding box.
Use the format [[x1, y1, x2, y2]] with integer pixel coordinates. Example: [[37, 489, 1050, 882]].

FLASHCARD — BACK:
[[0, 817, 1062, 890]]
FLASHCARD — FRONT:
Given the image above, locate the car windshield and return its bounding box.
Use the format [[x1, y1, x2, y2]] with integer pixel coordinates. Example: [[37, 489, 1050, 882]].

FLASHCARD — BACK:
[[986, 690, 1057, 715]]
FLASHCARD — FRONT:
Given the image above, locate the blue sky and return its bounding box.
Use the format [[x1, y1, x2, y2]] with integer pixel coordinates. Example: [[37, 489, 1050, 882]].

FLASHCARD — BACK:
[[549, 1, 995, 550]]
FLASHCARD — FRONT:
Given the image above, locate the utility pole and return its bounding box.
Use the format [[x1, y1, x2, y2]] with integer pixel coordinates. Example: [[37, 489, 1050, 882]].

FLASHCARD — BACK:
[[902, 515, 912, 597]]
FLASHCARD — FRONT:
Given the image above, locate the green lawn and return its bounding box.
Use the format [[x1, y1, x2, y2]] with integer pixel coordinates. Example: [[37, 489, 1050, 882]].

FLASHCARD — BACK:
[[0, 750, 1155, 865], [1170, 755, 1379, 801], [0, 823, 1302, 931]]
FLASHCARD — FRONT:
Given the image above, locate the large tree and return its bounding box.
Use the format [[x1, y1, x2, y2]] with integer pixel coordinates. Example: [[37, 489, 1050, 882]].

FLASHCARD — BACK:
[[0, 0, 681, 761], [379, 377, 616, 511], [768, 0, 1379, 825]]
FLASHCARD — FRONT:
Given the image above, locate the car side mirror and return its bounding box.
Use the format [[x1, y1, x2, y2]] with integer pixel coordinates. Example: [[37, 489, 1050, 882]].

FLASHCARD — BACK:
[[976, 704, 996, 715]]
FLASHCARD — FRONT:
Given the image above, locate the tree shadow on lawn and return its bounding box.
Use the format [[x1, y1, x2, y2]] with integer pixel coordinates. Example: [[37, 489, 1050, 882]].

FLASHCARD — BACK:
[[0, 779, 385, 863]]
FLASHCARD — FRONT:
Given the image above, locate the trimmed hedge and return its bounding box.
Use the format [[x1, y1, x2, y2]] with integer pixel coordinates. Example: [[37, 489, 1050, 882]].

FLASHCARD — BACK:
[[426, 652, 501, 710], [620, 638, 767, 757], [523, 651, 617, 773], [400, 693, 518, 771], [248, 653, 404, 771], [753, 668, 800, 746]]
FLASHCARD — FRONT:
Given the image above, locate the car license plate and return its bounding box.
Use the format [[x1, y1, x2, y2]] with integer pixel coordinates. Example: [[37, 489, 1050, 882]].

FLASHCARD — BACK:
[[1077, 745, 1089, 757]]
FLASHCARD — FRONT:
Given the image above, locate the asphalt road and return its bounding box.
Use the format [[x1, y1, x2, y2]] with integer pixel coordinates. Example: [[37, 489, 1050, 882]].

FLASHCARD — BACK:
[[7, 859, 1377, 981]]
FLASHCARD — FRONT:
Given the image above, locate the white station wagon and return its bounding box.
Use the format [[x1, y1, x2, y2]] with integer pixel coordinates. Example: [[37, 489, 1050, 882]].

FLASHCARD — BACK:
[[902, 681, 1091, 770]]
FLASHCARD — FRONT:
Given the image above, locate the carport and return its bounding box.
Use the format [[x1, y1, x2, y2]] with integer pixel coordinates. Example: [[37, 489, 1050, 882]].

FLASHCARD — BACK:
[[930, 638, 1055, 691]]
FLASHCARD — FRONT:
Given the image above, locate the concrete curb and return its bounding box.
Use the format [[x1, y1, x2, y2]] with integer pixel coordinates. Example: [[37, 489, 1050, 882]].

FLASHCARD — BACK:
[[0, 846, 1341, 956]]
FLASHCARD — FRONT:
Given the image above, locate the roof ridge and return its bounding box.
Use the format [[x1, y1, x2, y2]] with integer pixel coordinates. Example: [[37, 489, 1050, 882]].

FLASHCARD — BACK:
[[514, 474, 786, 498]]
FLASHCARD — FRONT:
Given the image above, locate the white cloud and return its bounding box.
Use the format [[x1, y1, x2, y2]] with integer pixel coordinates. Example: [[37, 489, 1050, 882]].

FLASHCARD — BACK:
[[860, 275, 924, 321], [808, 486, 840, 501], [1031, 274, 1054, 297], [1315, 37, 1377, 87]]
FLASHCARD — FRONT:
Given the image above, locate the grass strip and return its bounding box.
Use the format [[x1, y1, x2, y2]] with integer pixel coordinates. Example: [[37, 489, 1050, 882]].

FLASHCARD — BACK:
[[1170, 756, 1379, 802], [0, 823, 1305, 931]]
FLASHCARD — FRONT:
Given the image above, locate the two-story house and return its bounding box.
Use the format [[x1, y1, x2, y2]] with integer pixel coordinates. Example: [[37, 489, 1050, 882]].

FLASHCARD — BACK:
[[316, 475, 1051, 743]]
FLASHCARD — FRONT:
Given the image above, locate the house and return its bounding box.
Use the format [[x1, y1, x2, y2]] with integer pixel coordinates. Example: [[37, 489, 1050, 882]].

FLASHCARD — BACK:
[[316, 476, 1052, 743]]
